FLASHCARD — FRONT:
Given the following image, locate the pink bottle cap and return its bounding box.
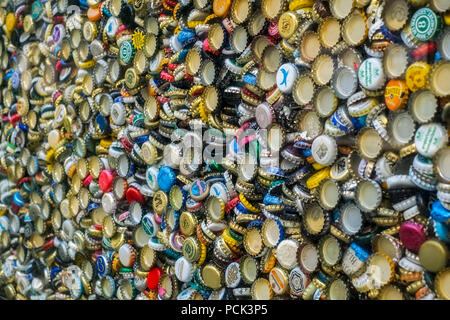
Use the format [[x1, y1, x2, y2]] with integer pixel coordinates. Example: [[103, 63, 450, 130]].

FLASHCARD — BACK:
[[399, 221, 426, 252]]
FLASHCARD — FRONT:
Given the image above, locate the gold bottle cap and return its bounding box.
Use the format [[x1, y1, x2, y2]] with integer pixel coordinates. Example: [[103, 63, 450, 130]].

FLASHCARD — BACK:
[[261, 44, 282, 73], [377, 285, 404, 300], [202, 264, 222, 290], [371, 234, 402, 263], [83, 20, 97, 42], [143, 33, 157, 58], [185, 48, 202, 76], [248, 11, 267, 36], [261, 0, 285, 20], [341, 10, 368, 46], [428, 61, 450, 97], [208, 23, 226, 52], [133, 50, 147, 75], [134, 226, 150, 248], [252, 278, 273, 300], [303, 203, 326, 235], [101, 215, 116, 239], [366, 253, 395, 288], [435, 268, 450, 300], [356, 127, 383, 160], [329, 0, 353, 20], [202, 86, 219, 113], [318, 17, 341, 49], [243, 227, 264, 256], [229, 25, 248, 53], [251, 35, 271, 64], [355, 179, 382, 213], [124, 67, 138, 89], [153, 190, 168, 215], [383, 0, 409, 31], [92, 207, 106, 226], [314, 86, 337, 118], [278, 11, 299, 39], [292, 74, 315, 106], [30, 233, 44, 248], [256, 69, 277, 90], [299, 30, 321, 62], [231, 0, 251, 24], [408, 89, 437, 124], [261, 219, 282, 248], [140, 245, 156, 271], [23, 15, 34, 33], [182, 236, 201, 262], [318, 235, 341, 267], [326, 278, 349, 300], [240, 255, 259, 284], [179, 211, 197, 237], [418, 240, 448, 273], [312, 54, 335, 86], [317, 178, 340, 210]]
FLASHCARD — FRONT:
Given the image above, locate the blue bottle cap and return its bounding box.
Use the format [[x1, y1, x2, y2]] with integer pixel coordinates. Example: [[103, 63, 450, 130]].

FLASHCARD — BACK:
[[157, 166, 176, 192]]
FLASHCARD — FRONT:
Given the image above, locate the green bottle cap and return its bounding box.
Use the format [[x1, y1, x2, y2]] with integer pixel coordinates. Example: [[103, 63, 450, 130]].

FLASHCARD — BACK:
[[410, 8, 442, 41], [120, 40, 136, 65]]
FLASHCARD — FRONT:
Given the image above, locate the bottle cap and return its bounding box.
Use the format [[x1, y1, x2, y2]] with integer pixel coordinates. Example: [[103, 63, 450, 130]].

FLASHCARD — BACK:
[[385, 79, 409, 111], [275, 239, 300, 270], [276, 63, 298, 93], [339, 202, 363, 236], [312, 54, 335, 86], [329, 0, 353, 20], [428, 61, 450, 97], [289, 267, 309, 297], [318, 235, 341, 267], [355, 179, 382, 213], [341, 10, 368, 46], [314, 86, 338, 118], [434, 147, 450, 184], [405, 61, 431, 92], [358, 57, 386, 91], [414, 123, 448, 158], [278, 11, 299, 40], [213, 0, 232, 17], [418, 240, 448, 273], [435, 268, 450, 299], [410, 8, 442, 42], [408, 89, 437, 123], [356, 128, 383, 160], [383, 0, 409, 31], [331, 66, 358, 100], [298, 31, 321, 62], [251, 278, 273, 300], [318, 17, 341, 49], [311, 134, 338, 166]]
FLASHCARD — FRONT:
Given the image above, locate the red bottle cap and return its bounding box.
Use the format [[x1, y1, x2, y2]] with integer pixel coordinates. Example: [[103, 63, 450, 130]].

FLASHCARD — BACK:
[[10, 114, 21, 126], [83, 174, 93, 187], [126, 186, 144, 203], [99, 169, 114, 192], [147, 267, 162, 290], [412, 42, 437, 61]]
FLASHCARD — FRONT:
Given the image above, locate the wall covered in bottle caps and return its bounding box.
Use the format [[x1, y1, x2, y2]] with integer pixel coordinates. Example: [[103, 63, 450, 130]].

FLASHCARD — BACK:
[[0, 0, 449, 300]]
